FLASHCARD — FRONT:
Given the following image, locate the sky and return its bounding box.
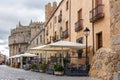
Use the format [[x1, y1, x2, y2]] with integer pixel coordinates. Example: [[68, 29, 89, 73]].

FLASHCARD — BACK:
[[0, 0, 61, 57]]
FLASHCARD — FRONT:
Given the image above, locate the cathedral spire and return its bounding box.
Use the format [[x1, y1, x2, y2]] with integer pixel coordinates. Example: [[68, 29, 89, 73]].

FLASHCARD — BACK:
[[29, 19, 33, 25], [19, 21, 22, 27]]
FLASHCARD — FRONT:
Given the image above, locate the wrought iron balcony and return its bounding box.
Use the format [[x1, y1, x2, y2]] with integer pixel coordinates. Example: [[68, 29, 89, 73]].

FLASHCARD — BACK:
[[63, 29, 69, 39], [90, 4, 104, 23], [52, 35, 59, 42], [58, 14, 62, 22], [75, 19, 83, 32]]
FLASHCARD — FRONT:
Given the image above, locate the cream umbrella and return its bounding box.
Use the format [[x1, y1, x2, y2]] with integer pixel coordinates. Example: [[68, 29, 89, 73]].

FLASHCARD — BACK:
[[48, 41, 89, 49]]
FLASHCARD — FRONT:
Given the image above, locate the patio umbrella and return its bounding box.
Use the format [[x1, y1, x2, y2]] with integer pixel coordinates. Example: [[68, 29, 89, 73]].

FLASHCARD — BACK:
[[48, 41, 91, 66], [30, 45, 69, 51], [48, 41, 89, 49], [20, 53, 37, 57], [9, 54, 21, 58], [29, 45, 69, 64], [19, 53, 37, 68]]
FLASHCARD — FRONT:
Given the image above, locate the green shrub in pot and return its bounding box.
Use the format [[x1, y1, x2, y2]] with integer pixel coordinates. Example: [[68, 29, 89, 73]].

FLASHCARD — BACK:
[[39, 64, 46, 72], [54, 64, 64, 71], [54, 64, 64, 75]]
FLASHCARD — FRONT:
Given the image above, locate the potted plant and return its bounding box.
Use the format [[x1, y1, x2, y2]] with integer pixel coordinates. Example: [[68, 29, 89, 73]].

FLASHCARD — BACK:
[[54, 64, 64, 76], [15, 62, 19, 68], [29, 63, 35, 70], [39, 64, 46, 73]]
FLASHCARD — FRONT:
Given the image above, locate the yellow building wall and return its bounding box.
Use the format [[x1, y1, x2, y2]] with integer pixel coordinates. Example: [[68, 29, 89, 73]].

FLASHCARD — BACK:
[[45, 0, 111, 65], [70, 0, 111, 64]]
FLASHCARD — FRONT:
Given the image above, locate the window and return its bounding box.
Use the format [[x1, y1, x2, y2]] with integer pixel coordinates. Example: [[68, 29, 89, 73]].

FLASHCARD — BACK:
[[36, 38, 38, 45], [50, 36, 51, 42], [66, 1, 69, 10], [76, 37, 83, 43], [96, 32, 103, 49], [58, 10, 62, 22], [54, 16, 57, 23], [78, 9, 82, 20], [95, 0, 102, 15], [19, 48, 21, 52], [66, 21, 68, 29], [95, 0, 102, 6], [47, 39, 48, 43], [60, 27, 63, 38], [76, 37, 83, 58], [55, 31, 57, 36], [50, 23, 52, 28], [60, 10, 62, 14], [53, 31, 57, 41], [40, 35, 42, 43]]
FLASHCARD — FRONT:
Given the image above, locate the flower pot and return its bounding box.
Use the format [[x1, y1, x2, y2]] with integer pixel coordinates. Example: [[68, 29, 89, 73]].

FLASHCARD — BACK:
[[54, 71, 64, 76], [39, 70, 44, 73]]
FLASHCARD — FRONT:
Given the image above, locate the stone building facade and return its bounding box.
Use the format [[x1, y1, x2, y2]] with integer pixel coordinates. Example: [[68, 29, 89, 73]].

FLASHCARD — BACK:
[[28, 21, 45, 49], [9, 21, 45, 57], [44, 0, 111, 64], [27, 21, 45, 59], [0, 53, 6, 64], [9, 22, 31, 56]]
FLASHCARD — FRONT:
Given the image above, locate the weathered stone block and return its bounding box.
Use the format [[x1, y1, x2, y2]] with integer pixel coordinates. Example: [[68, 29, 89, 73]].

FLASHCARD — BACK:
[[113, 71, 120, 80], [90, 48, 119, 80]]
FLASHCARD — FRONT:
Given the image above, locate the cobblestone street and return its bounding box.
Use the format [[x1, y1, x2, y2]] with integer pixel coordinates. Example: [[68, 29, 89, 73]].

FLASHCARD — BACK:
[[0, 65, 93, 80]]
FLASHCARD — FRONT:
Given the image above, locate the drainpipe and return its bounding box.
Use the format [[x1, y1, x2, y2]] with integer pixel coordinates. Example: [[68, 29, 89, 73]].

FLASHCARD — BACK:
[[69, 0, 71, 41], [92, 0, 95, 55]]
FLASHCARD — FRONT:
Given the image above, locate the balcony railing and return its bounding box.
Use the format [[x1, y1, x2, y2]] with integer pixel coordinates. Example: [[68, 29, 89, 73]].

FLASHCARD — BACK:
[[75, 19, 83, 32], [63, 29, 69, 39], [52, 35, 59, 42], [58, 14, 62, 22], [90, 4, 104, 22]]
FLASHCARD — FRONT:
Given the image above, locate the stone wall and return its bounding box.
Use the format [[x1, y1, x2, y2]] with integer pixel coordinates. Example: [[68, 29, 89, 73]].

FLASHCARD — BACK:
[[110, 0, 120, 52], [89, 48, 120, 80], [113, 71, 120, 80]]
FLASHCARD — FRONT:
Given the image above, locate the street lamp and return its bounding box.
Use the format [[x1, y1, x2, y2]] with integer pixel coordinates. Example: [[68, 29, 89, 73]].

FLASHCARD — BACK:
[[84, 27, 90, 67]]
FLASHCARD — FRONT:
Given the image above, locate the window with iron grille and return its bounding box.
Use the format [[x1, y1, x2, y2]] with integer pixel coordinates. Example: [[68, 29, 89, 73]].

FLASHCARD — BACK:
[[76, 37, 83, 58]]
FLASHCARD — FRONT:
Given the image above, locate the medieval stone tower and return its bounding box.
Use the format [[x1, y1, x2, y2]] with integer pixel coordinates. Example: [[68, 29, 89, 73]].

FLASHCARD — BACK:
[[45, 1, 57, 22]]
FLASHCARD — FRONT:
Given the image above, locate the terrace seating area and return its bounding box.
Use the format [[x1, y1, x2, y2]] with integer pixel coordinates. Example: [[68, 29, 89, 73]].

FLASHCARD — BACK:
[[65, 63, 89, 76], [45, 64, 54, 74]]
